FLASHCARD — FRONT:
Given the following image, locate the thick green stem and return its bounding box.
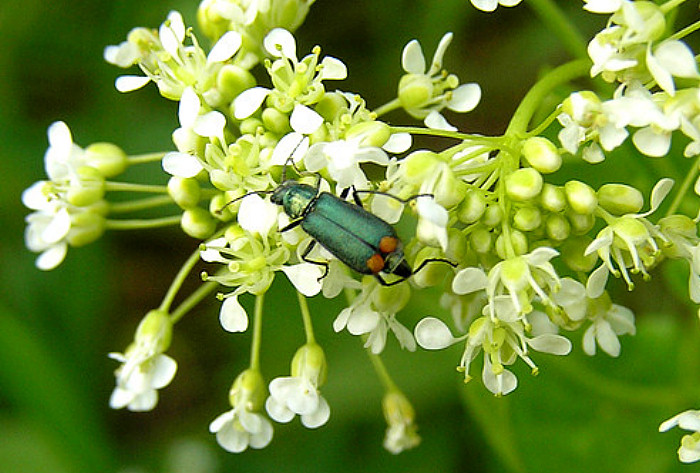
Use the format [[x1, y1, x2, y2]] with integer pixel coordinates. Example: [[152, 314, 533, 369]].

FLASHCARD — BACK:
[[127, 152, 167, 165], [105, 215, 181, 230], [109, 195, 174, 213], [298, 292, 316, 344], [250, 293, 265, 370], [159, 246, 203, 314], [105, 182, 169, 194]]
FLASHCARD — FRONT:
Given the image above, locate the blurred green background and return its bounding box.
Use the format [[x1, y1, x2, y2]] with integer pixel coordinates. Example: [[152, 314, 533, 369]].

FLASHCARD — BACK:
[[2, 0, 700, 472]]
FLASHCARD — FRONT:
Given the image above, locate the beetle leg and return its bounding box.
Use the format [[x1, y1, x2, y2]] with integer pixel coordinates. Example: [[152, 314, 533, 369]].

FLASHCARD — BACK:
[[339, 186, 365, 207], [300, 240, 330, 281]]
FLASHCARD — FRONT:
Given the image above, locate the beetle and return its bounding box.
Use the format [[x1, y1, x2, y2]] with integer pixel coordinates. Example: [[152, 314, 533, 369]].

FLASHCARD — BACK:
[[254, 166, 455, 286]]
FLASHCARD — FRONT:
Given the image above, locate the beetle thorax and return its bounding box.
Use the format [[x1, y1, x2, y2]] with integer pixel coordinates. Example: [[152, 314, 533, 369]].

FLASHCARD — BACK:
[[271, 181, 318, 219]]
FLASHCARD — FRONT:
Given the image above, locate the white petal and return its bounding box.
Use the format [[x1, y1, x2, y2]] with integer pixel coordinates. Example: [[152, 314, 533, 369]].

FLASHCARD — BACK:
[[115, 75, 151, 93], [382, 132, 412, 153], [238, 195, 278, 236], [209, 410, 235, 433], [150, 355, 178, 389], [127, 390, 158, 411], [646, 45, 675, 96], [301, 396, 330, 428], [447, 83, 481, 113], [290, 104, 324, 135], [424, 111, 456, 131], [233, 87, 270, 119], [632, 127, 670, 157], [390, 319, 417, 351], [653, 41, 699, 79], [264, 28, 297, 60], [281, 263, 323, 297], [47, 121, 73, 152], [194, 111, 226, 138], [271, 132, 306, 166], [36, 243, 68, 271], [42, 208, 71, 243], [401, 39, 426, 74], [647, 177, 674, 215], [220, 295, 248, 332], [265, 396, 295, 423], [160, 12, 185, 58], [22, 181, 50, 210], [452, 267, 488, 295], [346, 308, 379, 335], [178, 87, 201, 128], [318, 57, 347, 80], [162, 152, 203, 178], [414, 317, 458, 349], [428, 32, 453, 76], [248, 417, 273, 449], [470, 0, 498, 12], [586, 265, 609, 298], [208, 31, 242, 63], [527, 334, 572, 355], [109, 386, 134, 409]]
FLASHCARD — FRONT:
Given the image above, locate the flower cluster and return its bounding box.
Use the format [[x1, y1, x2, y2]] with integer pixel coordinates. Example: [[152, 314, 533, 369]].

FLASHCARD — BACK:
[[21, 0, 700, 465]]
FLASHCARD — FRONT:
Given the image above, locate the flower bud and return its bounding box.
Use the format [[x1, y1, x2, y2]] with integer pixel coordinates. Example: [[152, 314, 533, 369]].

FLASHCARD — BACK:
[[597, 184, 643, 215], [67, 211, 106, 247], [513, 206, 542, 232], [229, 368, 267, 411], [67, 166, 105, 207], [470, 226, 492, 254], [291, 343, 327, 387], [210, 193, 235, 221], [410, 247, 451, 288], [217, 64, 256, 104], [398, 74, 433, 110], [541, 183, 566, 212], [567, 211, 595, 234], [561, 237, 597, 272], [315, 92, 347, 121], [168, 176, 201, 209], [382, 389, 420, 454], [181, 208, 217, 239], [84, 143, 127, 178], [135, 309, 173, 353], [197, 0, 232, 42], [482, 204, 503, 228], [545, 214, 571, 241], [239, 118, 264, 136], [495, 230, 528, 259], [262, 107, 291, 135], [521, 137, 561, 173], [374, 281, 410, 311], [400, 150, 438, 184], [505, 168, 543, 202], [433, 166, 467, 209], [345, 121, 391, 148], [458, 189, 486, 224], [565, 180, 597, 214]]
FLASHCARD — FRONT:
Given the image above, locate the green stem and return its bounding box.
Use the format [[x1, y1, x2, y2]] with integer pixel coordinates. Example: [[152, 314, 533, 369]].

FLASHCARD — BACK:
[[105, 215, 181, 230], [505, 58, 591, 137], [250, 293, 265, 370], [127, 152, 167, 165], [105, 181, 169, 194], [373, 98, 402, 117], [660, 0, 689, 14], [109, 195, 174, 213], [159, 246, 203, 314], [389, 125, 495, 142], [665, 154, 700, 216], [297, 292, 316, 344], [527, 0, 588, 60], [668, 18, 700, 42], [366, 347, 398, 391], [170, 281, 218, 323]]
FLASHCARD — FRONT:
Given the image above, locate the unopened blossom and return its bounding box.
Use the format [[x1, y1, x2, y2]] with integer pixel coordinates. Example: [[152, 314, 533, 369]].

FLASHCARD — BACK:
[[382, 390, 420, 454]]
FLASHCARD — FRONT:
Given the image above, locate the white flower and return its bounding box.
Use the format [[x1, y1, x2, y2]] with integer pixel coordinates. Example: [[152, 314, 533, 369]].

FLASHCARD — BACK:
[[646, 40, 700, 97], [415, 198, 449, 252], [659, 410, 700, 463], [582, 298, 635, 357], [469, 0, 522, 12], [382, 390, 420, 454], [305, 138, 390, 189], [109, 310, 177, 411]]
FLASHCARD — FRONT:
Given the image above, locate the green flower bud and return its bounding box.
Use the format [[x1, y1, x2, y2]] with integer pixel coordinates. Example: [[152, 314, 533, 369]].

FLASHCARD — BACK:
[[345, 121, 391, 148], [229, 368, 267, 411], [398, 74, 433, 110], [315, 92, 347, 121], [135, 309, 172, 354], [565, 180, 597, 215], [513, 206, 542, 232], [597, 184, 644, 215], [545, 213, 571, 241], [262, 107, 291, 135], [400, 150, 438, 184], [66, 211, 105, 247], [482, 204, 503, 228], [168, 176, 201, 209], [84, 143, 127, 178], [374, 280, 410, 311], [433, 167, 467, 209], [181, 208, 217, 239], [458, 189, 487, 224], [217, 64, 257, 105], [239, 118, 264, 136], [67, 166, 105, 207], [567, 211, 595, 234], [561, 236, 597, 272], [612, 2, 665, 42], [291, 343, 327, 386], [210, 193, 234, 221], [505, 168, 543, 202], [225, 223, 246, 242], [521, 137, 561, 174], [495, 230, 528, 259], [410, 247, 451, 288], [470, 226, 492, 254], [541, 183, 566, 212], [197, 0, 232, 42]]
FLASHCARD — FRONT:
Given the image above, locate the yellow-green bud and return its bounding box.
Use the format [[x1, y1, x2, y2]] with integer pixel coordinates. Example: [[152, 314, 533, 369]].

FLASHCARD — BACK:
[[561, 237, 597, 272], [398, 74, 433, 110], [315, 92, 347, 121], [513, 206, 542, 232], [470, 226, 492, 254], [181, 208, 217, 239], [345, 121, 391, 148], [482, 204, 503, 228], [210, 194, 234, 221], [67, 166, 105, 207], [505, 168, 543, 202], [545, 214, 571, 241], [261, 107, 291, 135], [239, 118, 264, 136], [291, 343, 327, 386], [217, 64, 256, 104], [66, 211, 105, 247], [495, 230, 528, 259], [168, 176, 201, 209], [84, 143, 127, 178], [197, 0, 231, 42], [597, 184, 643, 215], [541, 183, 566, 212], [135, 309, 173, 353], [224, 224, 246, 242], [458, 189, 487, 224], [433, 167, 467, 209], [567, 211, 595, 234], [565, 180, 597, 214], [400, 150, 438, 184], [229, 369, 267, 411], [521, 137, 561, 174], [612, 2, 665, 42]]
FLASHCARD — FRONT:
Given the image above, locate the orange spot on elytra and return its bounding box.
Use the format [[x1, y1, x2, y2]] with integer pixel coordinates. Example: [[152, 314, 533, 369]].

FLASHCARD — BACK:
[[366, 253, 385, 274], [379, 236, 398, 254]]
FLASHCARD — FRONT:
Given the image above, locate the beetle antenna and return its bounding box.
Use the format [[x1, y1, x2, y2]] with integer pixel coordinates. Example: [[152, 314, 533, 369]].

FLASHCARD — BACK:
[[411, 257, 458, 275], [214, 190, 273, 215]]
